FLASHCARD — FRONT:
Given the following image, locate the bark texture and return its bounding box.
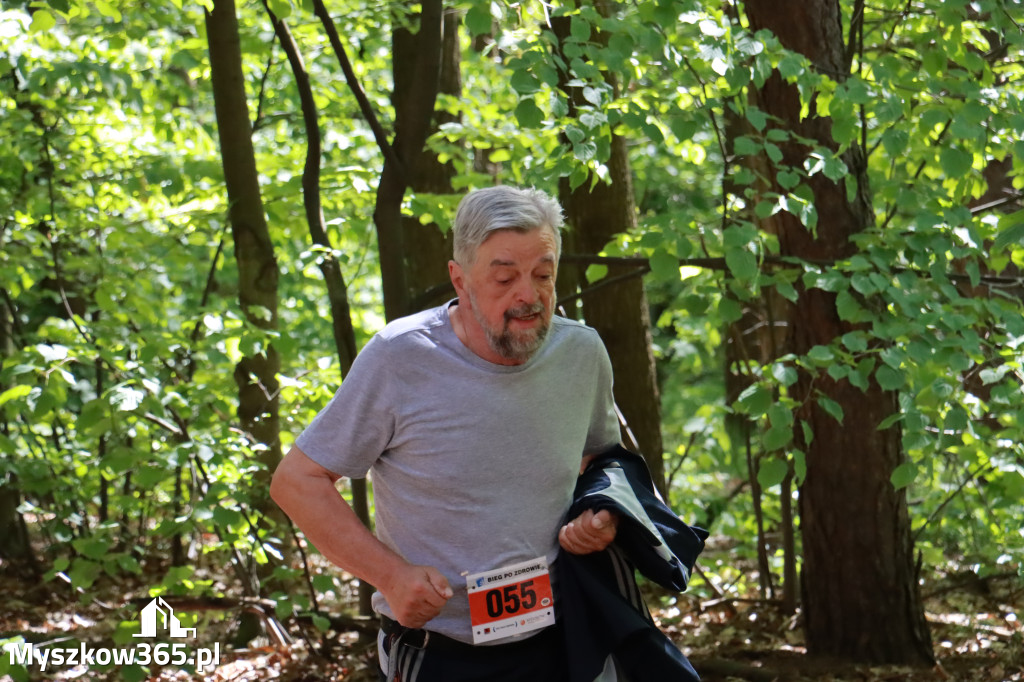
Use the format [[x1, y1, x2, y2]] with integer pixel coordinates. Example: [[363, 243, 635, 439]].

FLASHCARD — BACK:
[[743, 0, 934, 664], [399, 7, 460, 309], [373, 0, 445, 320], [552, 8, 665, 491]]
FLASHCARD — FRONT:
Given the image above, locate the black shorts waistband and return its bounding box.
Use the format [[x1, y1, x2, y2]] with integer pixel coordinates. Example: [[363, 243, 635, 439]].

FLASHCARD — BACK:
[[380, 615, 473, 652], [379, 615, 554, 654]]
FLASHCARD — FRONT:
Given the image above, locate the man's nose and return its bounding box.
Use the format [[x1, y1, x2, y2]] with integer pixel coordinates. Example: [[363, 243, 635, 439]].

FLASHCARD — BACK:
[[513, 276, 540, 304]]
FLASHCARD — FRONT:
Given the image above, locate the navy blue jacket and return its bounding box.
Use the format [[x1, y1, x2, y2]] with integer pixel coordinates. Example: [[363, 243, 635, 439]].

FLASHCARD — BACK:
[[558, 445, 708, 681]]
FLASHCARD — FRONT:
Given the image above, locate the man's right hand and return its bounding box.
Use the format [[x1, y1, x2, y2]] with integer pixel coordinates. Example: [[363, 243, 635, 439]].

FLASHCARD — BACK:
[[381, 563, 453, 629]]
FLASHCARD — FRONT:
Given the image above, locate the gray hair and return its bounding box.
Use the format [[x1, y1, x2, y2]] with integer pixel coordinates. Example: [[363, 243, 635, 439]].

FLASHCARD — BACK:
[[452, 186, 564, 265]]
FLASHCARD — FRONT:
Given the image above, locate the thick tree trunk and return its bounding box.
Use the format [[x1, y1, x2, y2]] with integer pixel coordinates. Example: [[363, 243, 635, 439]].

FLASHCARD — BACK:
[[206, 0, 283, 519], [399, 7, 459, 309], [559, 155, 665, 492], [551, 9, 665, 492], [743, 0, 933, 664]]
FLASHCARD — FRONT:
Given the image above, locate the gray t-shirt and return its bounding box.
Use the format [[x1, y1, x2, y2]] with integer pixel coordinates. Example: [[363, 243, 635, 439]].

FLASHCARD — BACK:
[[295, 301, 620, 643]]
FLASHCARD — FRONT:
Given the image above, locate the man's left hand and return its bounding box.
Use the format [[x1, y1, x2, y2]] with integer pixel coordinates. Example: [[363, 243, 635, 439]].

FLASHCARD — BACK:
[[559, 508, 618, 555]]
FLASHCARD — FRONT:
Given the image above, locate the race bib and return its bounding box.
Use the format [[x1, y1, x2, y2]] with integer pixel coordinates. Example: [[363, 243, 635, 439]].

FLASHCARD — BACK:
[[465, 556, 556, 644]]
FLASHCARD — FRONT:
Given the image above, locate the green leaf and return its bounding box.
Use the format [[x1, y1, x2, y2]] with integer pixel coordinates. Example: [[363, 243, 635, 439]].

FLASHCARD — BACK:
[[940, 147, 974, 177], [275, 598, 294, 619], [792, 448, 807, 485], [570, 16, 591, 42], [72, 537, 111, 561], [890, 462, 917, 491], [800, 421, 814, 445], [514, 99, 544, 128], [573, 140, 597, 163], [777, 170, 800, 189], [510, 69, 540, 95], [768, 402, 793, 428], [267, 0, 291, 18], [778, 52, 805, 79], [312, 574, 336, 593], [745, 107, 768, 132], [465, 3, 494, 35], [993, 210, 1024, 253], [736, 383, 772, 416], [876, 365, 904, 391], [68, 558, 102, 590], [877, 411, 905, 430], [725, 247, 758, 281], [841, 332, 868, 353], [0, 385, 32, 408], [764, 424, 793, 451], [944, 406, 968, 431], [922, 49, 945, 75], [585, 264, 608, 282], [649, 249, 679, 280], [758, 456, 789, 488], [733, 136, 759, 156], [807, 345, 834, 364], [881, 128, 909, 158], [817, 396, 844, 423], [29, 9, 56, 32], [776, 279, 798, 302], [718, 297, 743, 324], [771, 363, 798, 387], [312, 614, 330, 632]]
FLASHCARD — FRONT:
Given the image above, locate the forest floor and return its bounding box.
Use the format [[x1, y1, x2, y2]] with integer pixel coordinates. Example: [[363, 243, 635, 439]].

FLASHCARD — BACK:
[[1, 546, 1021, 682]]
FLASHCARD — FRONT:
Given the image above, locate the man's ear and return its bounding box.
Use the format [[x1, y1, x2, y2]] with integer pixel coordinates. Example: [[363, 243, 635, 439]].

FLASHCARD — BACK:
[[449, 260, 467, 298]]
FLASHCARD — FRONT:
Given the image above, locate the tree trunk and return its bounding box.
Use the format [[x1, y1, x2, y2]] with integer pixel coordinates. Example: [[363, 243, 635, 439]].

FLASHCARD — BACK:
[[206, 0, 283, 525], [560, 161, 665, 492], [743, 0, 934, 664], [373, 0, 444, 320], [399, 6, 459, 309], [551, 9, 665, 493], [0, 287, 36, 572]]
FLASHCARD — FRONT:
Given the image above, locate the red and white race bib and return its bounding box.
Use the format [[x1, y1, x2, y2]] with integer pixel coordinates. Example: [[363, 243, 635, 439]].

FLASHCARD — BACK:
[[465, 557, 556, 644]]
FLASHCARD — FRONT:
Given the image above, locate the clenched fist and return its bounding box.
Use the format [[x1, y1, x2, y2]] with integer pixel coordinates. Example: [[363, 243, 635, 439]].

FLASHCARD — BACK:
[[559, 508, 618, 555]]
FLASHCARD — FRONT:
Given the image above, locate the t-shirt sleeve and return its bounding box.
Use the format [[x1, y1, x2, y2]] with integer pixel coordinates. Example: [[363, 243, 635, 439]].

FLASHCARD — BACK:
[[583, 334, 622, 455], [294, 333, 397, 478]]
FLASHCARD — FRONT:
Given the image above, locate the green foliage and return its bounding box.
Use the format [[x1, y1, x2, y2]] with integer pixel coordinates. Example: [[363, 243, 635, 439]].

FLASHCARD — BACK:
[[2, 0, 1023, 653]]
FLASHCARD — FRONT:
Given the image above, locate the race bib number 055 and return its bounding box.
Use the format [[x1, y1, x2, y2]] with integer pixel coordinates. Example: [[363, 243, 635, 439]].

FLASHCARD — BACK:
[[465, 556, 556, 644]]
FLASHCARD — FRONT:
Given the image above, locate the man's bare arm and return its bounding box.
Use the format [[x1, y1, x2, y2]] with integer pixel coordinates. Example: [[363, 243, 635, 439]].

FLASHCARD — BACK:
[[270, 446, 452, 627]]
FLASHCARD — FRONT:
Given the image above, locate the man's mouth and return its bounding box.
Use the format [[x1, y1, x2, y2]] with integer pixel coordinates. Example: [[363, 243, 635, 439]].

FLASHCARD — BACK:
[[506, 306, 544, 327], [505, 303, 545, 323]]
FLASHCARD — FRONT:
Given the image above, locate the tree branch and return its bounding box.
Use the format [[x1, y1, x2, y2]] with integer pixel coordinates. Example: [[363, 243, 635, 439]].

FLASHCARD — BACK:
[[310, 0, 403, 174], [265, 1, 357, 371], [559, 253, 1024, 287]]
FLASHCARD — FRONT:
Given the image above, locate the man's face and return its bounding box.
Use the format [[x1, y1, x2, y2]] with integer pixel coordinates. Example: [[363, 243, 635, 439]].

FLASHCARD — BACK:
[[449, 227, 558, 365]]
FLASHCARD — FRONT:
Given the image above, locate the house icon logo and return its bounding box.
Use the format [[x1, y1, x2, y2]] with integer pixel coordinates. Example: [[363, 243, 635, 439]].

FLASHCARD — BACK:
[[133, 597, 197, 639]]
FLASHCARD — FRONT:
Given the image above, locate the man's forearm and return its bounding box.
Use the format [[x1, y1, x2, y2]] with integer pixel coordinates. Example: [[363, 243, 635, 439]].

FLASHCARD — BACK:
[[270, 447, 406, 591], [270, 446, 453, 626]]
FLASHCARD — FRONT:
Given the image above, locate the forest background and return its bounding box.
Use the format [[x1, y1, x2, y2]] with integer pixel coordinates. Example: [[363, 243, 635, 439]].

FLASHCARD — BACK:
[[1, 0, 1023, 680]]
